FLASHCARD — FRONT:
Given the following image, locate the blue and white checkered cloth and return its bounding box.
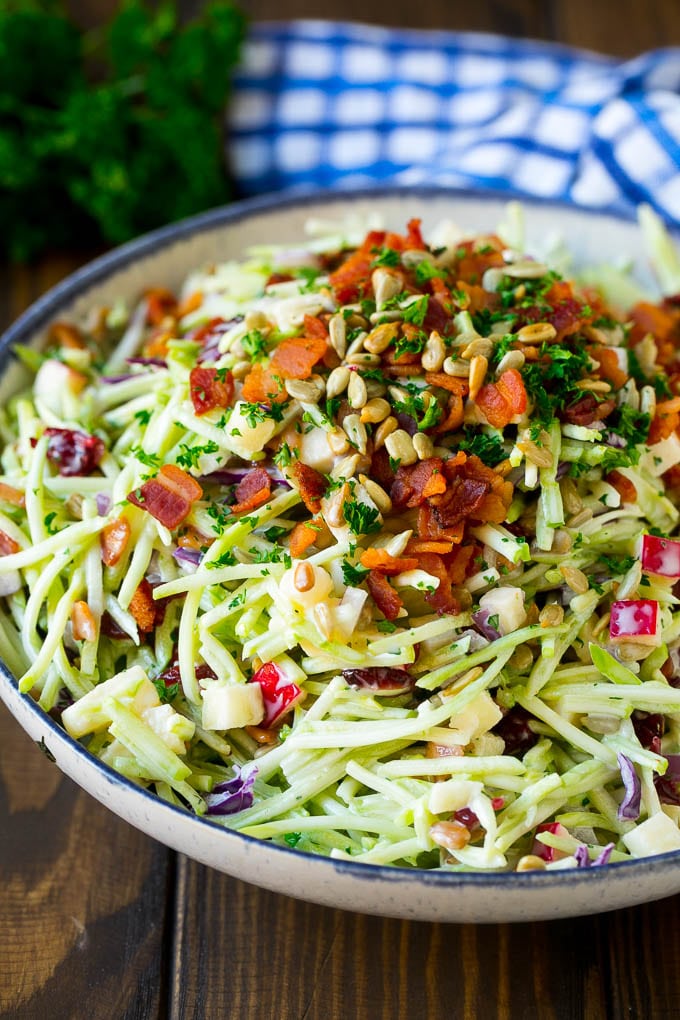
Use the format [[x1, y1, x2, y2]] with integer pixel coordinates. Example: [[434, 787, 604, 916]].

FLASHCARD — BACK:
[[227, 20, 680, 224]]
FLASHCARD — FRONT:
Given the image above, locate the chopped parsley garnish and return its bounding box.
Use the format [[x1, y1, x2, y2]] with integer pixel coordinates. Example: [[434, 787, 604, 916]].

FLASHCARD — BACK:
[[343, 501, 381, 536], [44, 511, 58, 534], [273, 442, 295, 468], [414, 259, 447, 285], [607, 404, 651, 447], [400, 295, 429, 326], [207, 550, 238, 569], [370, 246, 400, 268], [598, 554, 636, 575], [376, 619, 397, 633], [152, 677, 179, 704], [133, 409, 152, 426], [392, 391, 443, 432], [241, 329, 268, 361], [176, 440, 219, 470], [393, 331, 427, 360], [341, 559, 369, 585], [457, 428, 506, 467], [263, 525, 288, 542], [131, 446, 161, 470]]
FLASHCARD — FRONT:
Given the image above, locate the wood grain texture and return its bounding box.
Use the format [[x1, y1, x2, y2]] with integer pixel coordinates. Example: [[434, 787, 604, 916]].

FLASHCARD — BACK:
[[0, 703, 172, 1020]]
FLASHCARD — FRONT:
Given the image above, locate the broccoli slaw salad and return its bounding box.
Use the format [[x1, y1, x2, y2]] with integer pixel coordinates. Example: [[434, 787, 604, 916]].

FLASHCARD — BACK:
[[4, 202, 680, 875]]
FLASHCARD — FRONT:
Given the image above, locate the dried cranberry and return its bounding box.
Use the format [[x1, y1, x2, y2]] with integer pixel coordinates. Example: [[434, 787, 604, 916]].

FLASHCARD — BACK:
[[342, 667, 414, 694], [157, 662, 217, 687], [454, 807, 481, 832], [560, 394, 616, 427], [632, 711, 664, 754], [100, 612, 129, 639], [45, 428, 104, 477], [654, 774, 680, 806], [492, 705, 538, 756]]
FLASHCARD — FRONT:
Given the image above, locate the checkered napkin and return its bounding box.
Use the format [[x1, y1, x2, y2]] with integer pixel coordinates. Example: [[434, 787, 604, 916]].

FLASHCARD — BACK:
[[227, 20, 680, 224]]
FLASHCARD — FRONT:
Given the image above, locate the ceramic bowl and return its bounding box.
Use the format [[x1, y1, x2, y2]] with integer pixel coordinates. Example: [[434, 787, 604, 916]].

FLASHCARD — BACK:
[[3, 186, 680, 923]]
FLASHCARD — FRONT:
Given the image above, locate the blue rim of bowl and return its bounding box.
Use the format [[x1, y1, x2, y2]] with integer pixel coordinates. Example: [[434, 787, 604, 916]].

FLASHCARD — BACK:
[[2, 183, 680, 892]]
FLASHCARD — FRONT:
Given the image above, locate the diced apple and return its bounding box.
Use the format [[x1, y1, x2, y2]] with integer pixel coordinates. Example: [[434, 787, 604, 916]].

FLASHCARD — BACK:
[[609, 599, 659, 644], [201, 683, 264, 731], [641, 534, 680, 578]]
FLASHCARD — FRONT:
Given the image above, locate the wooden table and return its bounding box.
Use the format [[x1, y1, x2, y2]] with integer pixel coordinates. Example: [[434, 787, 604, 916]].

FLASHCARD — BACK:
[[3, 3, 680, 1017]]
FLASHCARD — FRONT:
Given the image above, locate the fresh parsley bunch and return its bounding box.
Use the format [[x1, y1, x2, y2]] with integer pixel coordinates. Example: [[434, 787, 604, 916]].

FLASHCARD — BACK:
[[0, 0, 245, 261]]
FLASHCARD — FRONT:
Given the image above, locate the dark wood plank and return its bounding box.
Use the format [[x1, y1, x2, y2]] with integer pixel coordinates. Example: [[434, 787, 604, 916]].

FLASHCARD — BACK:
[[242, 0, 553, 38], [552, 0, 680, 55], [169, 857, 614, 1020], [0, 701, 172, 1020]]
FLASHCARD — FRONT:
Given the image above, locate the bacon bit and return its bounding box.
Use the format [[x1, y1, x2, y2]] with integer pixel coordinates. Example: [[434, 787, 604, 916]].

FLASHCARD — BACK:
[[71, 601, 97, 642], [230, 467, 271, 515], [607, 470, 638, 504], [405, 538, 454, 555], [159, 464, 203, 502], [474, 383, 511, 428], [101, 516, 131, 566], [475, 369, 527, 429], [48, 321, 86, 350], [289, 520, 322, 558], [391, 458, 447, 509], [0, 482, 25, 507], [178, 527, 212, 551], [301, 314, 329, 341], [384, 343, 422, 367], [129, 578, 158, 633], [496, 369, 527, 415], [266, 272, 294, 287], [629, 301, 676, 347], [192, 317, 227, 344], [454, 280, 499, 314], [454, 238, 505, 283], [240, 362, 286, 404], [419, 551, 460, 614], [561, 394, 616, 426], [329, 229, 389, 304], [176, 291, 203, 318], [145, 287, 177, 326], [427, 455, 513, 529], [359, 549, 419, 575], [434, 392, 466, 435], [425, 372, 469, 396], [129, 480, 189, 529], [269, 332, 328, 380], [591, 345, 628, 390], [129, 466, 202, 530], [189, 366, 234, 416], [366, 570, 403, 621], [292, 462, 327, 513], [523, 281, 587, 342], [0, 530, 20, 556], [417, 503, 465, 546], [447, 544, 477, 585], [143, 329, 173, 359], [648, 398, 680, 443]]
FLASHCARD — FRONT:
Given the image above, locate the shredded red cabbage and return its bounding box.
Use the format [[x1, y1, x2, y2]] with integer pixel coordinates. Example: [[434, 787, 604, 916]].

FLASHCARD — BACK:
[[472, 609, 501, 642], [617, 753, 641, 820], [172, 546, 203, 568], [96, 492, 112, 516], [205, 766, 257, 816], [575, 842, 615, 867]]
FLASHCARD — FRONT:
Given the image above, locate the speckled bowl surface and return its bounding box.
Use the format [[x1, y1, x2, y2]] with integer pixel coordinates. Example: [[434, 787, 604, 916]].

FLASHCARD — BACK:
[[2, 186, 680, 924]]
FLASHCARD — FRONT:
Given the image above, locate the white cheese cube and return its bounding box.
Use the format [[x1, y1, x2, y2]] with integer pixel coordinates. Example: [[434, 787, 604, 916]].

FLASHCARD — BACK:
[[622, 812, 680, 857]]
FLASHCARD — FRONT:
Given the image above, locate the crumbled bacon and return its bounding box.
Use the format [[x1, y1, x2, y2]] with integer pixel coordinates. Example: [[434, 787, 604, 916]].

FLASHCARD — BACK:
[[359, 549, 419, 575], [418, 552, 460, 614], [71, 601, 97, 642], [45, 428, 105, 477], [128, 465, 203, 530], [145, 287, 177, 326], [0, 530, 20, 556], [561, 394, 616, 426], [391, 458, 447, 509], [230, 467, 271, 515], [189, 366, 234, 416], [366, 570, 403, 621], [129, 578, 159, 634], [292, 462, 327, 513], [100, 516, 131, 566]]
